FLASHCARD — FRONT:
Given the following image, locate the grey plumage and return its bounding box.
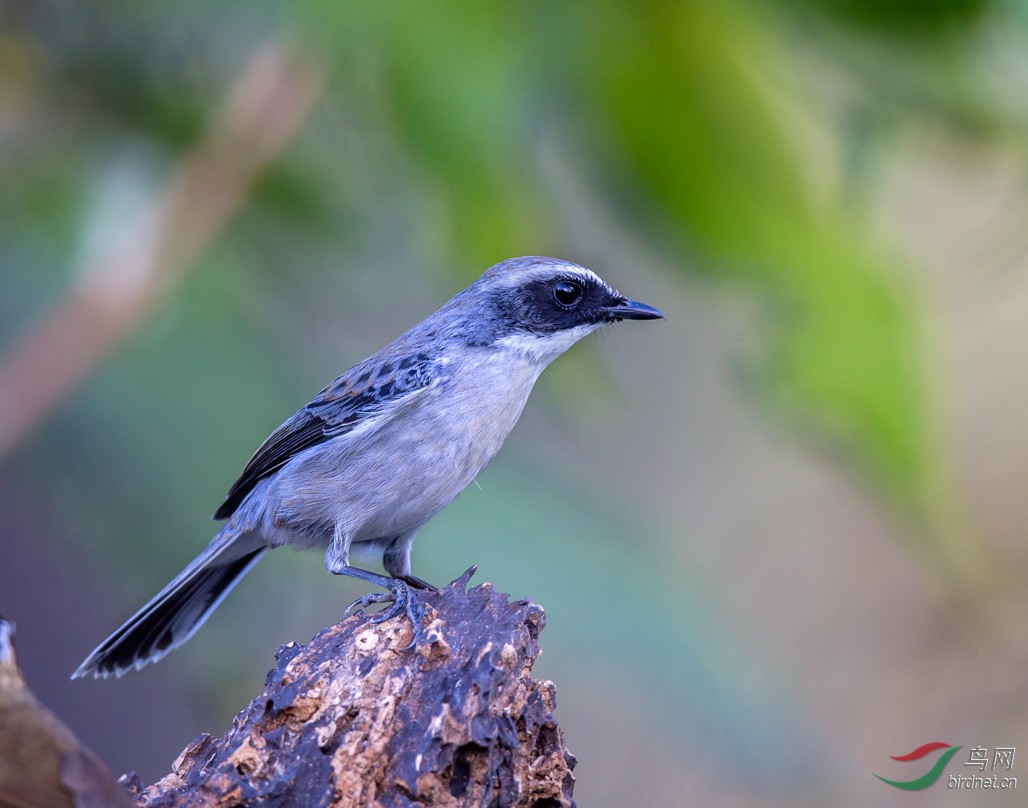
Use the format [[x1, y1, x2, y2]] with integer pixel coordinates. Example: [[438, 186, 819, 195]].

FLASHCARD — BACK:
[[73, 256, 662, 678]]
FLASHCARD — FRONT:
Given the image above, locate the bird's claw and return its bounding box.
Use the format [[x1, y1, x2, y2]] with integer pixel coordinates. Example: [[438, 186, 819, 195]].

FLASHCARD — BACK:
[[344, 579, 425, 649], [344, 592, 384, 617]]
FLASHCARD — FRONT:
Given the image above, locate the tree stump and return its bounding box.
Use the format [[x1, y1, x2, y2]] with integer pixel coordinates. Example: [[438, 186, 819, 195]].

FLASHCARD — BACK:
[[130, 568, 576, 807]]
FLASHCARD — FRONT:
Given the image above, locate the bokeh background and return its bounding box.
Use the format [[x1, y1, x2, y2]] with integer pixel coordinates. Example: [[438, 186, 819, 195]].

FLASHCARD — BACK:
[[2, 1, 1027, 805]]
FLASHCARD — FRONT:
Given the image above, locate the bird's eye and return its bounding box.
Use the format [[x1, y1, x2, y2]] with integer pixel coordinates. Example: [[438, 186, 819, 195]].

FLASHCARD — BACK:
[[553, 281, 583, 307]]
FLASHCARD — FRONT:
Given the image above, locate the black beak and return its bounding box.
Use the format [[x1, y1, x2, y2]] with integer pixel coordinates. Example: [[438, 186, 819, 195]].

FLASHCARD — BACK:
[[603, 299, 664, 322]]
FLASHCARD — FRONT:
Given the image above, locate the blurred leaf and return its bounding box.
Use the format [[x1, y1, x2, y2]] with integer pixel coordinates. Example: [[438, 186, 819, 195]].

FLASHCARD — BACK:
[[783, 0, 987, 34], [581, 3, 984, 578], [249, 162, 338, 229], [777, 0, 1025, 145], [299, 2, 558, 270]]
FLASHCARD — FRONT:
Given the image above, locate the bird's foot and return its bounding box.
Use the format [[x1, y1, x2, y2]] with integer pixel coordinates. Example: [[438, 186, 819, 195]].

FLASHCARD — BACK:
[[345, 578, 425, 648]]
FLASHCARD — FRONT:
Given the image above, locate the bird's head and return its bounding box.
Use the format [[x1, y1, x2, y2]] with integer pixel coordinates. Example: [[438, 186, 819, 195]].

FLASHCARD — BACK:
[[453, 256, 663, 362]]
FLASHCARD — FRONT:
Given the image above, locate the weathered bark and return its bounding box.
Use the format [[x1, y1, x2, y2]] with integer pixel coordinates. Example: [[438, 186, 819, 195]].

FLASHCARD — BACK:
[[130, 569, 576, 808]]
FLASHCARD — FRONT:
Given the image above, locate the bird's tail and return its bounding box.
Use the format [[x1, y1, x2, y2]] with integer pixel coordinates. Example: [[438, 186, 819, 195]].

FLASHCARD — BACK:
[[72, 536, 266, 679]]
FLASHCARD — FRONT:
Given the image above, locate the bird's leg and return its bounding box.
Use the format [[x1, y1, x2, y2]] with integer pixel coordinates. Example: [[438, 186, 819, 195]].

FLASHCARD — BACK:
[[335, 565, 426, 648], [397, 573, 437, 591], [381, 531, 437, 591]]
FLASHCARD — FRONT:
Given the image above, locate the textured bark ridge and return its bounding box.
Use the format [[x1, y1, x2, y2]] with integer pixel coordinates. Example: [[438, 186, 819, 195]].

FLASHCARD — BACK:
[[133, 569, 576, 807]]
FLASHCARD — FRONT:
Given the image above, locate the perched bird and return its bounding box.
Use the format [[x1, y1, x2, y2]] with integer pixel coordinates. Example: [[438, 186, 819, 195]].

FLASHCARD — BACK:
[[0, 617, 134, 807], [73, 256, 662, 678]]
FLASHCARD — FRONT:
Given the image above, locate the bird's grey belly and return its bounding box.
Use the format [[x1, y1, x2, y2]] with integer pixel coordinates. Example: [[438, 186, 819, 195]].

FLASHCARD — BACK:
[[261, 359, 540, 548]]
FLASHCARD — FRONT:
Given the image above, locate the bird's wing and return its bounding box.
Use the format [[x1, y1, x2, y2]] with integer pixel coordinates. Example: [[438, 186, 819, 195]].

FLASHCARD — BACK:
[[214, 352, 438, 520]]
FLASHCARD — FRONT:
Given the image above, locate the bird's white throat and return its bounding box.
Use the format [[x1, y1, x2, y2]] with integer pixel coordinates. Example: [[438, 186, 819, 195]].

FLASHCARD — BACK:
[[495, 323, 600, 364]]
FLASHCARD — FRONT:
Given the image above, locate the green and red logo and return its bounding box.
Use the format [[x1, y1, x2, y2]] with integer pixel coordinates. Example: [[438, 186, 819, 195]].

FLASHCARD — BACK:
[[875, 742, 963, 790]]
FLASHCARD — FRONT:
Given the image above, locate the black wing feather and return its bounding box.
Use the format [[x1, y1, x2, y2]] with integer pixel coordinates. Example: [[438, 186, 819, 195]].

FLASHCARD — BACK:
[[214, 352, 436, 520]]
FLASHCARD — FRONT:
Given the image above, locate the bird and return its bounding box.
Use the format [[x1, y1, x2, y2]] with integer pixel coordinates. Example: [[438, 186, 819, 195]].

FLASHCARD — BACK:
[[73, 256, 662, 678], [0, 617, 135, 807]]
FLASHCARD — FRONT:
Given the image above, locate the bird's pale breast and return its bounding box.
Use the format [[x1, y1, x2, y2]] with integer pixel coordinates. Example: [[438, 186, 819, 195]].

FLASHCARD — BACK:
[[266, 348, 545, 545]]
